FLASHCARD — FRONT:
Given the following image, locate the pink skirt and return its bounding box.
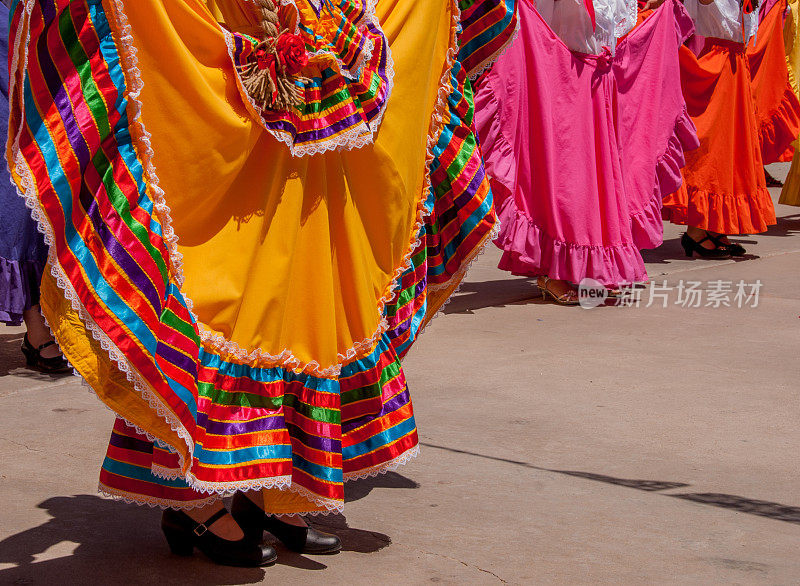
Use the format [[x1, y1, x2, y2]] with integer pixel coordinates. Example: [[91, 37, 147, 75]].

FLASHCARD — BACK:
[[474, 0, 699, 286]]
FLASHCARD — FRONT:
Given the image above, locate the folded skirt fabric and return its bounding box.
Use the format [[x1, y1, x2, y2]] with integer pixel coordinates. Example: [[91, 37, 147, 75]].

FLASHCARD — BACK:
[[474, 0, 698, 287], [9, 0, 515, 512]]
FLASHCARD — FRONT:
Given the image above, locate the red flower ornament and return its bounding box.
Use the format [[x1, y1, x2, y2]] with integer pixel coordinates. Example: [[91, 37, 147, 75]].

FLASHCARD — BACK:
[[276, 33, 308, 75]]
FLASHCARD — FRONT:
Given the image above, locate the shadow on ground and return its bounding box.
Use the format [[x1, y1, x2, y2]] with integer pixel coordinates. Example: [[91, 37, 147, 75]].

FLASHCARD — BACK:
[[0, 495, 263, 585], [445, 215, 800, 315], [443, 278, 537, 315], [0, 332, 26, 377], [0, 332, 72, 381], [0, 473, 417, 583], [421, 442, 800, 526], [642, 214, 800, 265]]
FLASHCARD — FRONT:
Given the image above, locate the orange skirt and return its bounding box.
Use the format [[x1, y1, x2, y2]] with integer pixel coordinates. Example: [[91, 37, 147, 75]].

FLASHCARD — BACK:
[[749, 0, 800, 163], [663, 41, 776, 234]]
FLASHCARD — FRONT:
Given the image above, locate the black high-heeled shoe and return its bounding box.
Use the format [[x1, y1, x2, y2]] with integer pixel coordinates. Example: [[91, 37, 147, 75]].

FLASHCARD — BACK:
[[680, 233, 731, 259], [765, 168, 783, 187], [161, 508, 278, 567], [231, 492, 342, 555], [21, 334, 71, 374], [706, 233, 747, 257]]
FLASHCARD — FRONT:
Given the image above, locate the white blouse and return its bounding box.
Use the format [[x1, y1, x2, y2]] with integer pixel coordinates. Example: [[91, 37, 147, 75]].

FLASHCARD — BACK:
[[683, 0, 759, 43], [536, 0, 639, 54]]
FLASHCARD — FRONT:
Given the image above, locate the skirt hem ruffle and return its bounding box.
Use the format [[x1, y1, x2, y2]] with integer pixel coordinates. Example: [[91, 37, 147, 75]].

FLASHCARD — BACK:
[[97, 483, 222, 511], [98, 442, 420, 513], [631, 109, 699, 250], [759, 84, 800, 164], [662, 184, 777, 233], [10, 0, 470, 509], [494, 198, 649, 287]]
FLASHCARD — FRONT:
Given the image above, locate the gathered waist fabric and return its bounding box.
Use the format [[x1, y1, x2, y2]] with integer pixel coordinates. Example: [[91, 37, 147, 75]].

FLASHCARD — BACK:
[[663, 23, 780, 233], [473, 0, 698, 286]]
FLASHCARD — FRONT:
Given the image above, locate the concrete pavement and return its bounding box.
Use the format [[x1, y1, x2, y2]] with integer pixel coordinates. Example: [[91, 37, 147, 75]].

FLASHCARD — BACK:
[[0, 165, 798, 584]]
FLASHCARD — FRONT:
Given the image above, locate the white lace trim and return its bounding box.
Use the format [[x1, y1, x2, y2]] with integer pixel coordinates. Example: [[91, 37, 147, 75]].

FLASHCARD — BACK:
[[194, 0, 456, 374], [183, 473, 294, 496], [9, 0, 196, 473], [223, 0, 394, 159], [417, 219, 500, 337], [280, 482, 345, 515], [307, 0, 377, 81], [40, 313, 174, 454], [464, 10, 521, 80], [98, 483, 223, 511], [342, 442, 420, 481], [109, 1, 186, 287], [317, 0, 467, 371], [6, 0, 31, 179], [425, 220, 499, 297], [9, 0, 458, 502], [230, 442, 422, 515], [99, 442, 420, 513], [150, 464, 183, 481], [109, 0, 400, 379], [419, 221, 499, 335], [616, 0, 639, 37], [414, 23, 504, 328], [198, 330, 342, 377]]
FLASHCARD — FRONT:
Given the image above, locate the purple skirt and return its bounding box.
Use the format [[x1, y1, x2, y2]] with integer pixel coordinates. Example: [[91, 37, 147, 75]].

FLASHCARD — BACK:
[[0, 1, 47, 326]]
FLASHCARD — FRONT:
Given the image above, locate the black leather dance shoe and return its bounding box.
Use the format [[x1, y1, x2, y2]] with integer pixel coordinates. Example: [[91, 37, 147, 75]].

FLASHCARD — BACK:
[[706, 233, 747, 257], [231, 492, 342, 554], [764, 168, 783, 187], [680, 233, 731, 259], [21, 334, 71, 374], [161, 508, 277, 567]]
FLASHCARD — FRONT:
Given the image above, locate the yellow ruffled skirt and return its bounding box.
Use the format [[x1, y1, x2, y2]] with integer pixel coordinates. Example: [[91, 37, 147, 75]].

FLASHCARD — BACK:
[[9, 0, 511, 512], [781, 0, 800, 205]]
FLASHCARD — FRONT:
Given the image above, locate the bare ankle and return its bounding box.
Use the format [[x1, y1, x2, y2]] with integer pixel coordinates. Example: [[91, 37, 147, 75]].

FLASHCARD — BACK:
[[22, 306, 53, 347], [686, 226, 705, 240]]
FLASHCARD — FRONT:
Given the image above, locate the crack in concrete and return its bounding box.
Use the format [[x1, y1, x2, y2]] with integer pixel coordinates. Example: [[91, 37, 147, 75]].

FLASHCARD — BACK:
[[0, 436, 44, 453], [473, 565, 508, 583], [414, 546, 508, 583]]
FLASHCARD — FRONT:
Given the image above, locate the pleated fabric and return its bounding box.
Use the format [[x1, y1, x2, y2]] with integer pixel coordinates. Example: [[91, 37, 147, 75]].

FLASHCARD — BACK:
[[474, 0, 697, 287], [781, 0, 800, 205], [748, 0, 800, 164], [9, 0, 515, 513], [663, 38, 777, 233]]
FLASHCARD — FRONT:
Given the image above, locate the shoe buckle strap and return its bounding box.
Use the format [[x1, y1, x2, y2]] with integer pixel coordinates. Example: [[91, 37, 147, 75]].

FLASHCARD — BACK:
[[192, 508, 228, 536]]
